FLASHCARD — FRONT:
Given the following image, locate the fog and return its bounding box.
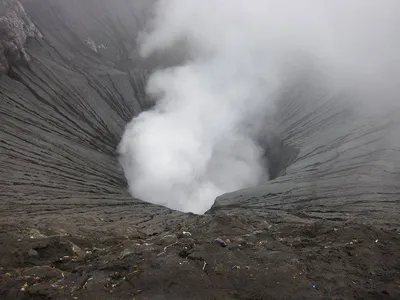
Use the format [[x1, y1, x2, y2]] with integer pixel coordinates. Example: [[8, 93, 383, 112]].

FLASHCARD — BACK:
[[118, 0, 400, 214]]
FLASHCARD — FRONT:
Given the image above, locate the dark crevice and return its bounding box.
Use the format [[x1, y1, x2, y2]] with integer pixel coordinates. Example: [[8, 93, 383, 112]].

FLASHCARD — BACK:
[[260, 134, 300, 181]]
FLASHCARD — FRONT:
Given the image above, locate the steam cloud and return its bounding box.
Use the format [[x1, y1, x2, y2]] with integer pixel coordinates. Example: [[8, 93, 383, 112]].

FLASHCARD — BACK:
[[119, 0, 400, 214]]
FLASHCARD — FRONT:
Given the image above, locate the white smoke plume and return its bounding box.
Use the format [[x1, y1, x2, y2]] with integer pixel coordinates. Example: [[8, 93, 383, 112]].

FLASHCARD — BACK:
[[119, 0, 400, 214]]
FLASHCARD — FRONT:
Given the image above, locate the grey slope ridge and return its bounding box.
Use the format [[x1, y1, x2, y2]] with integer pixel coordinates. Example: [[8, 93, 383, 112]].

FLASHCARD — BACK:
[[212, 81, 400, 223], [1, 0, 400, 225]]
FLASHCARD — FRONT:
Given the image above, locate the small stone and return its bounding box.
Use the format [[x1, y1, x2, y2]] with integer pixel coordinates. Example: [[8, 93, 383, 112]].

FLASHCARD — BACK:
[[119, 248, 134, 259], [214, 264, 225, 274], [21, 282, 28, 291], [71, 244, 84, 257], [232, 265, 240, 270], [214, 238, 227, 247], [28, 249, 38, 257]]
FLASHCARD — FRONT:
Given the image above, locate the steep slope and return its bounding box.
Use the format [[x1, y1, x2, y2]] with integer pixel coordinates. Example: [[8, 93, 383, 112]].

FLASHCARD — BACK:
[[0, 0, 189, 246], [213, 73, 400, 225], [1, 0, 147, 206]]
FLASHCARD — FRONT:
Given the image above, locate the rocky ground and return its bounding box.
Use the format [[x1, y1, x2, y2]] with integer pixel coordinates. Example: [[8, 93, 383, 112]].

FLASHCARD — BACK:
[[1, 208, 400, 300]]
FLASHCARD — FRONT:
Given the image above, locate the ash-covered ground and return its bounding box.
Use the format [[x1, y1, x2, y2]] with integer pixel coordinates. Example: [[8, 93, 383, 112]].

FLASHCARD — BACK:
[[1, 0, 400, 299]]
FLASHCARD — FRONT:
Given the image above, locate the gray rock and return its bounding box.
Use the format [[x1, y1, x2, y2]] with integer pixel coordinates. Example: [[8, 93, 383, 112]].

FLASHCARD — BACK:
[[27, 249, 38, 257], [0, 0, 42, 73], [214, 238, 227, 247]]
